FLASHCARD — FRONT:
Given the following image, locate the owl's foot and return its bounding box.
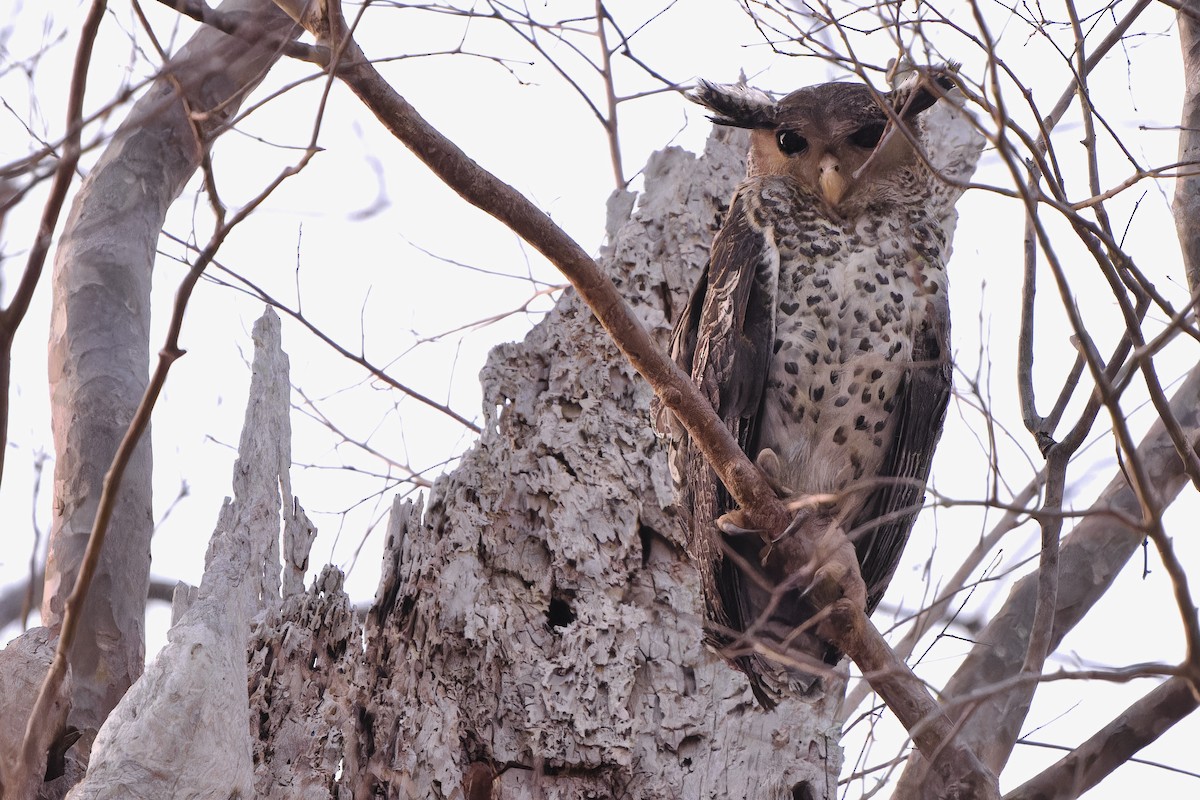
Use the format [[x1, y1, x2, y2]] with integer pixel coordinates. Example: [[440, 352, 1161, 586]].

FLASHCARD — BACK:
[[778, 514, 870, 652], [715, 509, 767, 537], [715, 503, 798, 541], [712, 450, 799, 535], [783, 516, 867, 613], [716, 501, 867, 614]]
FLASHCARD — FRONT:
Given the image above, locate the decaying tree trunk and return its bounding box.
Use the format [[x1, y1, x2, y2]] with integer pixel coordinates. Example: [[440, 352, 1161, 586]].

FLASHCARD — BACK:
[[327, 126, 850, 799], [247, 126, 844, 799], [67, 308, 310, 799]]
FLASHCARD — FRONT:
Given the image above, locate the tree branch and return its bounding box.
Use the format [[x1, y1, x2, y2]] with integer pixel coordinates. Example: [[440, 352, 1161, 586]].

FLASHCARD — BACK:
[[1016, 0, 1151, 444], [897, 360, 1200, 792], [1005, 676, 1199, 800], [155, 0, 321, 63]]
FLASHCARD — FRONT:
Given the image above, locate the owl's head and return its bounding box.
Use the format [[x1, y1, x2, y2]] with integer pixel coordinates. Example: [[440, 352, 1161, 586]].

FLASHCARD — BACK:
[[690, 71, 955, 211]]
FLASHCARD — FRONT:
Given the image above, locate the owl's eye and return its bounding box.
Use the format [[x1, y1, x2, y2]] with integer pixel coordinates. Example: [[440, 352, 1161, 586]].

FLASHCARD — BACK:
[[776, 130, 808, 155], [849, 122, 886, 149]]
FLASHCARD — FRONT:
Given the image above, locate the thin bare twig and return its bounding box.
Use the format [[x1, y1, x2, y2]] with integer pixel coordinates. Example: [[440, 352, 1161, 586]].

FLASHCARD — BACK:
[[0, 0, 105, 494], [594, 1, 624, 187], [1015, 0, 1152, 444]]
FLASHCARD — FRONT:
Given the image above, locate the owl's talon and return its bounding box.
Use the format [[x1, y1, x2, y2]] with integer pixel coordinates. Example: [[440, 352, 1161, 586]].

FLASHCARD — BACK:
[[754, 448, 791, 497], [717, 503, 795, 540], [716, 510, 762, 537], [802, 560, 854, 608], [788, 520, 868, 612]]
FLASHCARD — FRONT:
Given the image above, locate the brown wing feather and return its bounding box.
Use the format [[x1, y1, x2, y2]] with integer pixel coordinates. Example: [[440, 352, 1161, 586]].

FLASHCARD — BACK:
[[851, 312, 951, 613], [685, 196, 775, 431], [667, 189, 784, 703]]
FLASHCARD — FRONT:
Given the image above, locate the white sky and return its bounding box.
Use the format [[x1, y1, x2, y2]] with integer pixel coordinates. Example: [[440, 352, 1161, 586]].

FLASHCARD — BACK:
[[1, 0, 1198, 795]]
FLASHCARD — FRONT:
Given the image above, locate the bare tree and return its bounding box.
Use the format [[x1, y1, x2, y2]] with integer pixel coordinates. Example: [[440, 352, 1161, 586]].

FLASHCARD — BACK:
[[0, 1, 1197, 798]]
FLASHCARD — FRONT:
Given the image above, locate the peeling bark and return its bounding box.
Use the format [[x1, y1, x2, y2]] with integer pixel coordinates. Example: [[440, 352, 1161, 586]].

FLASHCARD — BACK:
[[331, 129, 844, 799], [248, 566, 357, 799], [0, 628, 74, 799]]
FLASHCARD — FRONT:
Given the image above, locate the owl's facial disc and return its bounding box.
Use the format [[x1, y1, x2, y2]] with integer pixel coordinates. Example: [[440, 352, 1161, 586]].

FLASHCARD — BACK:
[[818, 153, 848, 207]]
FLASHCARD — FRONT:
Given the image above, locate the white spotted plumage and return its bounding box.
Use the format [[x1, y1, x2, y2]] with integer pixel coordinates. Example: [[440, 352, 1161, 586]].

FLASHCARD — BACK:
[[659, 74, 959, 705]]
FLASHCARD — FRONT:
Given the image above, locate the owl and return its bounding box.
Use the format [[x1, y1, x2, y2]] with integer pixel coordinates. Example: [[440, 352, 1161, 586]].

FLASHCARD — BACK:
[[661, 71, 959, 705]]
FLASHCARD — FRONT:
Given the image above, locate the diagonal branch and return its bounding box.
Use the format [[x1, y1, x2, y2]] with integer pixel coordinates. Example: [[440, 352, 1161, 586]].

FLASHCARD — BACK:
[[897, 360, 1200, 793], [304, 1, 780, 521], [1004, 676, 1199, 800], [0, 3, 107, 796]]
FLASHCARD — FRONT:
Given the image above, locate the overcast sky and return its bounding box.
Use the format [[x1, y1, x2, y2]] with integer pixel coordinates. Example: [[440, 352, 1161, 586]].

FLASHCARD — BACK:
[[2, 1, 1197, 794]]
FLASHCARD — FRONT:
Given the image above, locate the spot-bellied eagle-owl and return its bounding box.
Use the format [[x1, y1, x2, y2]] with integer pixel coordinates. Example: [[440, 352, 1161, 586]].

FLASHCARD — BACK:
[[659, 71, 962, 706]]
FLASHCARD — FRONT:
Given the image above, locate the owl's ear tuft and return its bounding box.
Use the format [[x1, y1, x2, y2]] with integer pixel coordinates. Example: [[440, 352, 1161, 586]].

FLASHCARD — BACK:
[[887, 66, 958, 117], [688, 80, 777, 129]]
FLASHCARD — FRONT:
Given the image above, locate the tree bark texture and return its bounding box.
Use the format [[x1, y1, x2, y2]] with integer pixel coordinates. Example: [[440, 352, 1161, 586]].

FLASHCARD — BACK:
[[64, 308, 317, 799], [0, 628, 74, 799], [323, 126, 845, 800], [43, 0, 300, 738]]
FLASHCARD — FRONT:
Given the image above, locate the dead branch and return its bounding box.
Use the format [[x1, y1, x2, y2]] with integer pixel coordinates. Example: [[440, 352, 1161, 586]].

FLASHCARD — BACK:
[[1005, 676, 1199, 800], [896, 361, 1200, 791]]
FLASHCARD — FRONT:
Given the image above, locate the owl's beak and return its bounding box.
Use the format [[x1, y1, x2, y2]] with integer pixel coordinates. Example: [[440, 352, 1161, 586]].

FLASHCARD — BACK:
[[818, 153, 847, 207]]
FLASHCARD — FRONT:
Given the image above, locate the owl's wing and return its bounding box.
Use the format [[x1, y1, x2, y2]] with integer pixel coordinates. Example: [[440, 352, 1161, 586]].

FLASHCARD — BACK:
[[681, 190, 776, 451], [851, 308, 951, 613], [668, 188, 778, 666]]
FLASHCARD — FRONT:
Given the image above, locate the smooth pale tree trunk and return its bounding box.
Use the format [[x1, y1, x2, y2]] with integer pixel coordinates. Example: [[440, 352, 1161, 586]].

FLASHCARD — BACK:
[[1175, 0, 1200, 292], [42, 0, 299, 743]]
